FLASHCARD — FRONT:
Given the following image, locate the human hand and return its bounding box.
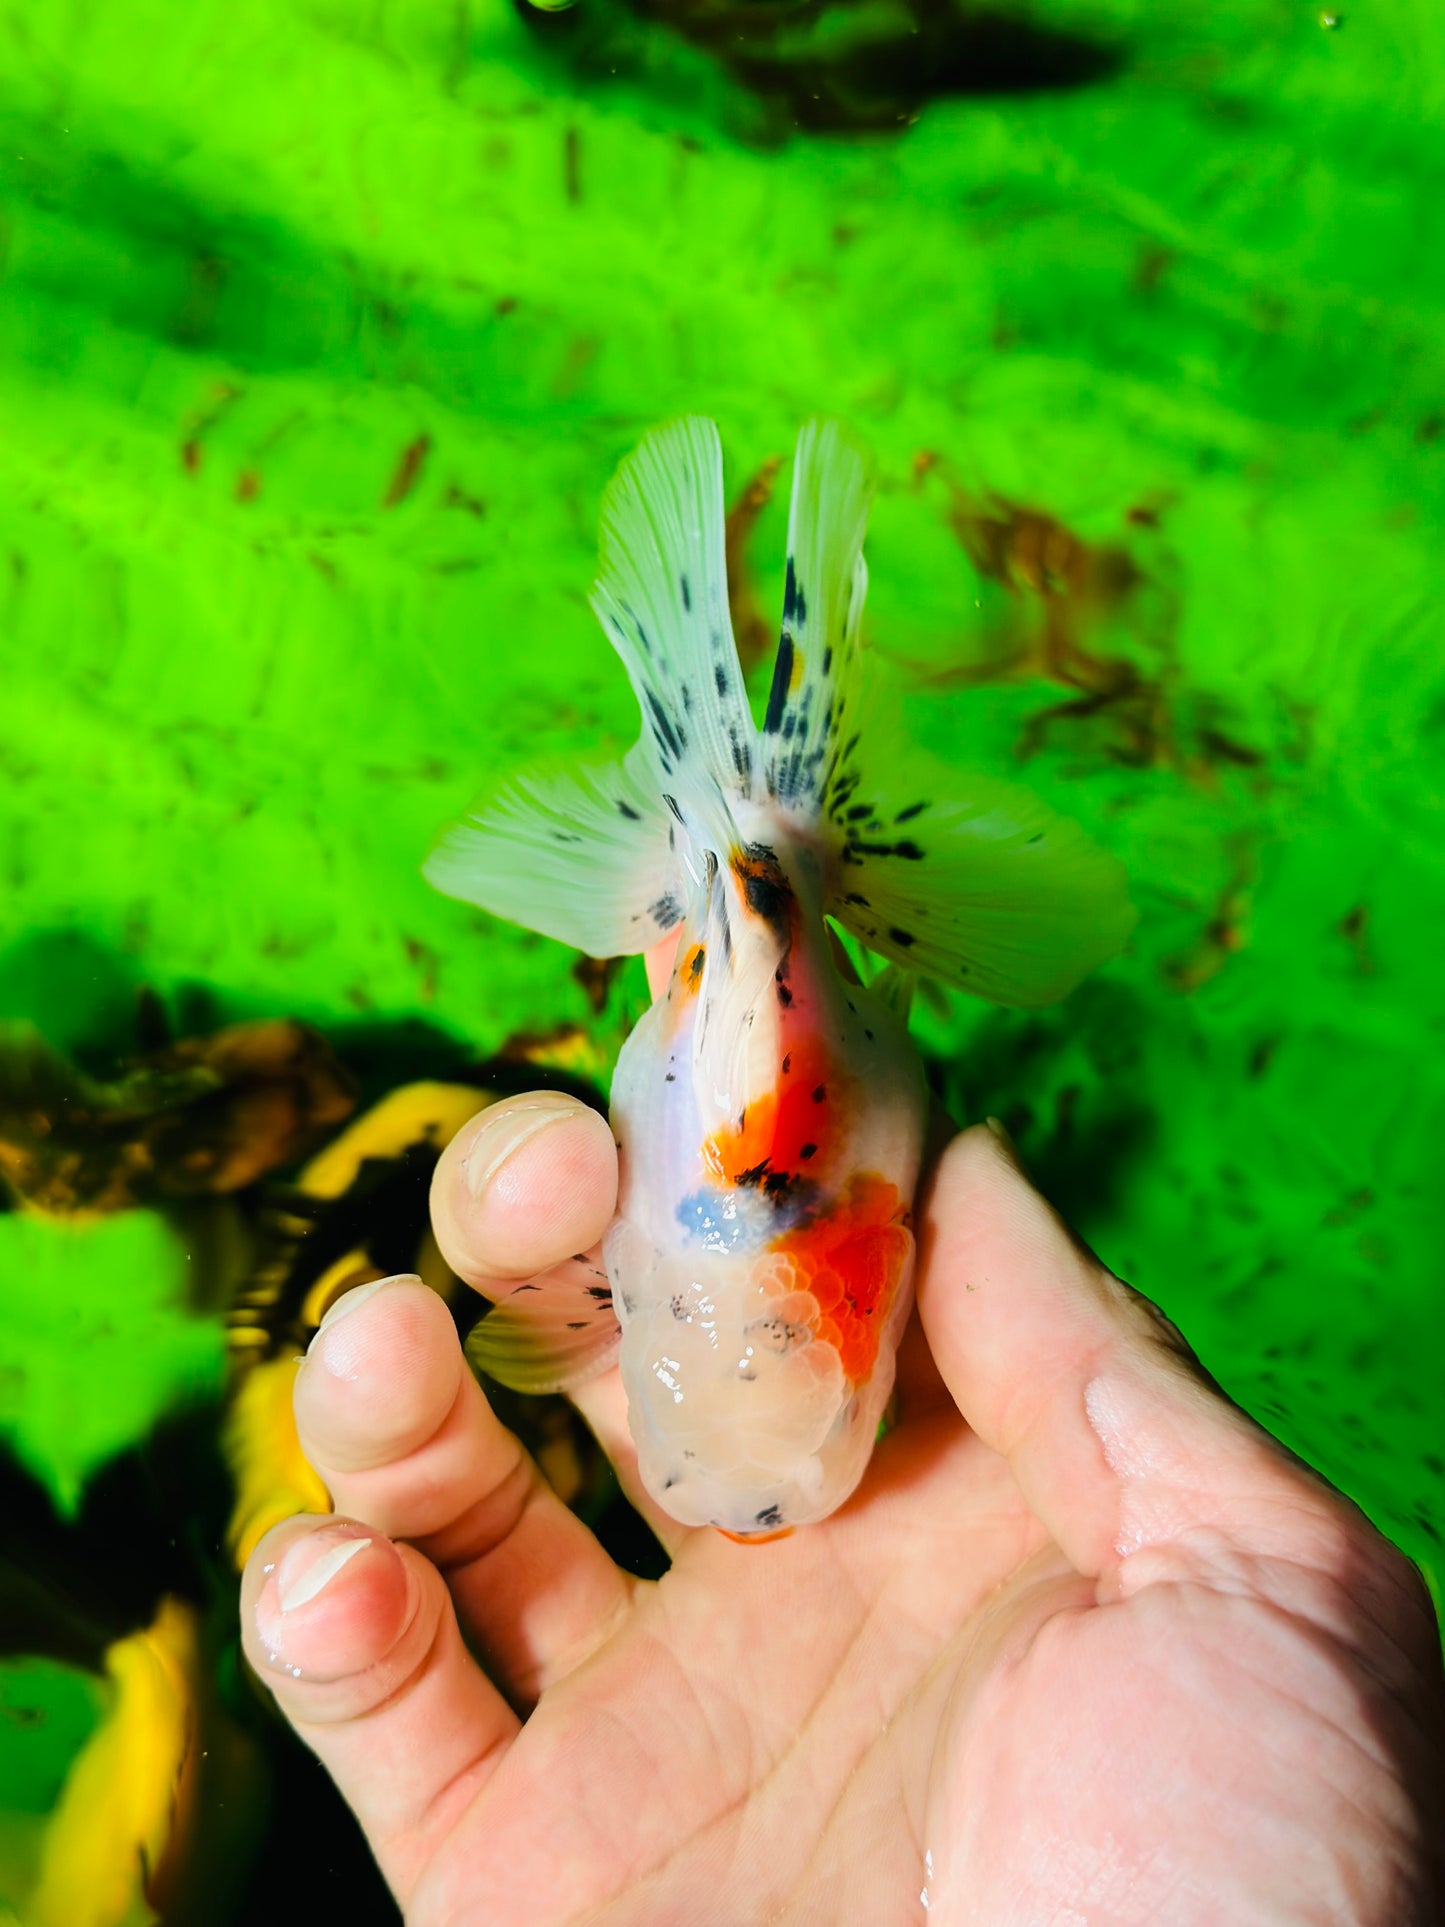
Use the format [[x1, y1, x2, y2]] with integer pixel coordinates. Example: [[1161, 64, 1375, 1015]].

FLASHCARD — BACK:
[[240, 1105, 1445, 1924]]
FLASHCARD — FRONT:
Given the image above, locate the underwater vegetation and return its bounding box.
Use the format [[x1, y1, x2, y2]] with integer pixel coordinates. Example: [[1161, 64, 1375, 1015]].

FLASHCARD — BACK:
[[1, 0, 1443, 1917]]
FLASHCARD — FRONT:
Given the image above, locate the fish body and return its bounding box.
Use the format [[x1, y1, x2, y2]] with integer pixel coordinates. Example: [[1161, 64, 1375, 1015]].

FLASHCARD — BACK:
[[607, 820, 925, 1534], [427, 417, 1134, 1536]]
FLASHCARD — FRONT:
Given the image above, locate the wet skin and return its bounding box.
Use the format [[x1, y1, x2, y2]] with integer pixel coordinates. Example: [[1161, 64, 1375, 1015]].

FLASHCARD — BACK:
[[240, 958, 1445, 1925]]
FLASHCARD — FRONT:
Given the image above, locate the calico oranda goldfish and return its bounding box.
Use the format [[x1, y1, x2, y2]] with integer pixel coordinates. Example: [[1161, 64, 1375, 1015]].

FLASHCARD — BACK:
[[426, 418, 1133, 1540]]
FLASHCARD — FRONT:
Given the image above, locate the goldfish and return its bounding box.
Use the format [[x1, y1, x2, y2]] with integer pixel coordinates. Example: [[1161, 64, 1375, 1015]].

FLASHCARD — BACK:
[[426, 418, 1133, 1538]]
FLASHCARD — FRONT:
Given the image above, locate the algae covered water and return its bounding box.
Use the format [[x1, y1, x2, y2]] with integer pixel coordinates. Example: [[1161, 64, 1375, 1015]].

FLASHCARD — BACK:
[[1, 0, 1442, 1918]]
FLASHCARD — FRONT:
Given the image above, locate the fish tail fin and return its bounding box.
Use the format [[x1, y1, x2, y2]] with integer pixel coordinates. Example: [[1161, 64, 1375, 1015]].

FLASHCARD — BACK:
[[425, 417, 757, 952], [761, 417, 875, 818], [591, 417, 759, 845]]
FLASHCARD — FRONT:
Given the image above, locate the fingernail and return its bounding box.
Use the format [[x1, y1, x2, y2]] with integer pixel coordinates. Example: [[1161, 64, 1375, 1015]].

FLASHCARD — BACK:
[[276, 1528, 374, 1613], [983, 1116, 1017, 1158], [312, 1274, 413, 1345], [463, 1096, 581, 1200]]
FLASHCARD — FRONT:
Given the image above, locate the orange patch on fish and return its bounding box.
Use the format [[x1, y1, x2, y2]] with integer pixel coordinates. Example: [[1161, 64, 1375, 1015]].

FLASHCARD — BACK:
[[677, 943, 706, 996], [702, 1036, 838, 1183], [775, 1173, 911, 1385], [717, 1525, 795, 1545]]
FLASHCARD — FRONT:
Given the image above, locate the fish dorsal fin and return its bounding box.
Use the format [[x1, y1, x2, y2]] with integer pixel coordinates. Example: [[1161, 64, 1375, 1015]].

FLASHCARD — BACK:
[[591, 418, 758, 829], [762, 418, 874, 817], [423, 738, 684, 957]]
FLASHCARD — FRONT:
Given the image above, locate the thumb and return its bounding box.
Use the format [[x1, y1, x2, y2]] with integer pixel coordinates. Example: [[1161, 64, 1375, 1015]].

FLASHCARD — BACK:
[[915, 1122, 1363, 1599]]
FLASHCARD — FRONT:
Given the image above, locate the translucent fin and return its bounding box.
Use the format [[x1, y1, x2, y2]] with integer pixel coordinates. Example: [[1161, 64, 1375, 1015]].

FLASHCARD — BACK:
[[424, 740, 684, 957], [762, 418, 874, 815], [465, 1256, 621, 1396], [868, 962, 916, 1022], [825, 742, 1136, 1007], [591, 417, 758, 814]]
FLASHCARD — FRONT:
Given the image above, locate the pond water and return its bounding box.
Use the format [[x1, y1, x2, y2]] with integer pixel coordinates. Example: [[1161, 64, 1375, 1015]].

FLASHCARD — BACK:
[[1, 0, 1442, 1919]]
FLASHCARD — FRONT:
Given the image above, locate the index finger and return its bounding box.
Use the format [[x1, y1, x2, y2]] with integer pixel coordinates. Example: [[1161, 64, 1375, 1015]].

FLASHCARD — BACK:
[[430, 1092, 618, 1290]]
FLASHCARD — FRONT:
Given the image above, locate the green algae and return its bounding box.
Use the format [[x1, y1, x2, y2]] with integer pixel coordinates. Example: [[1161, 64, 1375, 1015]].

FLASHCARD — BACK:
[[0, 0, 1441, 1617]]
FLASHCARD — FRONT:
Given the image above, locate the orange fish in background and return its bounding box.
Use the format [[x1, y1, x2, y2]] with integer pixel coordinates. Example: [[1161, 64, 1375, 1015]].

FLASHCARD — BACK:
[[427, 418, 1134, 1538]]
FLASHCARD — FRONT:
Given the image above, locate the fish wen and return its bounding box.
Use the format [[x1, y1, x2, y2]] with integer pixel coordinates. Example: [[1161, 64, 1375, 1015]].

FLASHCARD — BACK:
[[425, 418, 1135, 1539]]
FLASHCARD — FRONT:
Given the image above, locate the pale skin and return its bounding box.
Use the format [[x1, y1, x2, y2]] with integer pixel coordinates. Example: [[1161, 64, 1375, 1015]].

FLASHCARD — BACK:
[[241, 955, 1445, 1926]]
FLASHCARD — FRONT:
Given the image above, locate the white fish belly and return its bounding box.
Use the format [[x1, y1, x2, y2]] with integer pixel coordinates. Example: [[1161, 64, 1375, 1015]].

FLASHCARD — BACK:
[[604, 1215, 915, 1535]]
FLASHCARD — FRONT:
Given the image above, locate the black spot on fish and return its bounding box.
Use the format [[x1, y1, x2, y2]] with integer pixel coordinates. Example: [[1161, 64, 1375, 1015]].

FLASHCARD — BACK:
[[689, 945, 705, 980], [737, 846, 792, 924], [646, 689, 684, 761], [847, 837, 926, 862], [756, 1504, 784, 1529], [735, 1160, 771, 1188], [665, 1071, 676, 1082], [680, 573, 692, 611], [616, 798, 641, 821], [844, 892, 870, 908], [783, 556, 800, 624], [800, 1142, 816, 1160], [764, 632, 794, 735], [889, 926, 917, 948], [782, 1052, 792, 1074], [1027, 832, 1044, 845], [812, 1085, 826, 1103], [846, 803, 873, 822], [715, 663, 729, 697], [586, 1284, 613, 1301], [777, 983, 793, 1007], [648, 892, 683, 930], [895, 801, 927, 822], [663, 793, 685, 824], [566, 1320, 588, 1330], [823, 645, 833, 674]]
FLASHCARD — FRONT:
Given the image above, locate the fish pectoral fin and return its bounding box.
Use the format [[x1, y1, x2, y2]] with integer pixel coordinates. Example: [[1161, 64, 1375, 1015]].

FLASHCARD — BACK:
[[424, 739, 684, 956], [465, 1256, 621, 1396], [825, 729, 1136, 1007]]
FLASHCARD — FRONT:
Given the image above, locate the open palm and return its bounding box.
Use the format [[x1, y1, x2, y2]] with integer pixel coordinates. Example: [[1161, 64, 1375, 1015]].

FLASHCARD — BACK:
[[242, 1105, 1444, 1924]]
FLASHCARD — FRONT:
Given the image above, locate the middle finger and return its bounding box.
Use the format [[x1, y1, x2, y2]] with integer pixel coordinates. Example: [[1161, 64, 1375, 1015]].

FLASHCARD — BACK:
[[297, 1274, 635, 1704]]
